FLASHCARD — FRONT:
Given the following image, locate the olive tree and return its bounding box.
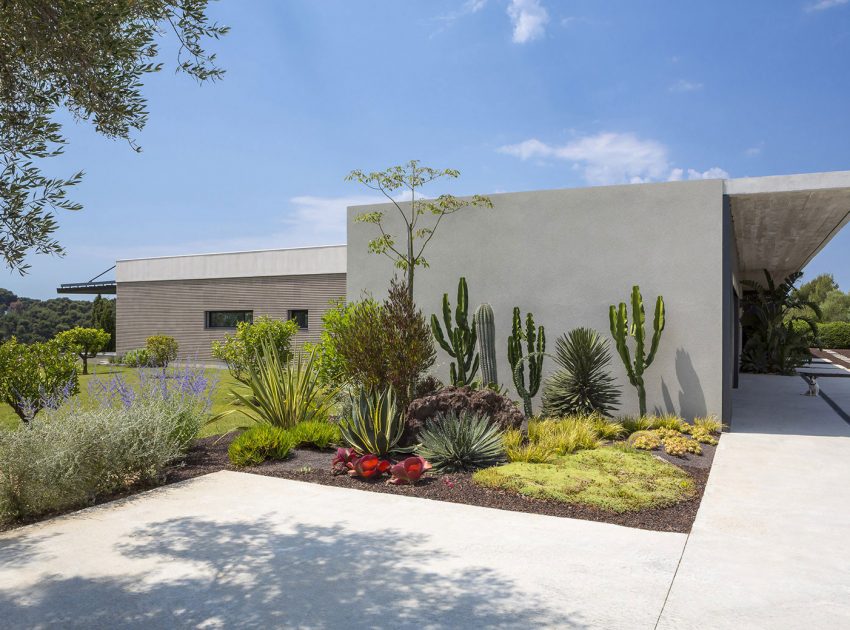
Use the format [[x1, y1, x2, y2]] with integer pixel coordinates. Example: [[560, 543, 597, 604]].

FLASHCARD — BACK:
[[0, 0, 228, 273], [346, 160, 492, 301]]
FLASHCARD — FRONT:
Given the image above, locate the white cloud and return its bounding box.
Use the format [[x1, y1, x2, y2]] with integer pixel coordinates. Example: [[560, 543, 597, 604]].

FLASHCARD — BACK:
[[806, 0, 848, 11], [745, 143, 764, 157], [499, 132, 669, 185], [499, 131, 729, 185], [507, 0, 549, 43], [669, 79, 704, 93], [435, 0, 487, 25]]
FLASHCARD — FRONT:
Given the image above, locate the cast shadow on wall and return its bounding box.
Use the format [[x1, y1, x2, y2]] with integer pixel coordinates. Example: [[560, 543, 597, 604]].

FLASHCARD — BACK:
[[657, 348, 707, 419]]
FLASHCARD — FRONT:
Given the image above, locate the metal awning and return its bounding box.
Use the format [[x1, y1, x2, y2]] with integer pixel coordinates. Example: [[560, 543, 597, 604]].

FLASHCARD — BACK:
[[725, 171, 850, 285], [56, 265, 116, 295]]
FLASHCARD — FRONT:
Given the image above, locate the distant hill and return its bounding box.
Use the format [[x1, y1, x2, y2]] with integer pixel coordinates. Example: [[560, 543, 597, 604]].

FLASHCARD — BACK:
[[0, 289, 115, 348]]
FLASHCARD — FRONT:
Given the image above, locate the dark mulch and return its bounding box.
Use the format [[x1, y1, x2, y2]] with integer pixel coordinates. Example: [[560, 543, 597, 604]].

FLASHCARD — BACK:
[[164, 434, 717, 533]]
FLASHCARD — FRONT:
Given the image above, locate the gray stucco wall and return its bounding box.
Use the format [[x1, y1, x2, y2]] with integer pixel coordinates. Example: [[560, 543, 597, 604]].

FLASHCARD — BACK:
[[347, 179, 727, 420]]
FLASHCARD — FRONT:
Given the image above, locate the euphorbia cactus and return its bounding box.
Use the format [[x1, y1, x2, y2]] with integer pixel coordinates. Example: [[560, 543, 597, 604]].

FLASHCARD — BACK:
[[347, 453, 391, 479], [331, 447, 358, 475], [431, 277, 479, 386], [508, 307, 545, 418], [388, 456, 432, 485]]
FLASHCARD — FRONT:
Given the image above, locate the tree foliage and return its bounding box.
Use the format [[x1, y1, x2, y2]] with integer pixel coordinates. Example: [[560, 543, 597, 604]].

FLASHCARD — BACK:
[[211, 316, 299, 383], [91, 295, 117, 351], [0, 0, 228, 273], [0, 337, 79, 422], [740, 270, 819, 375], [0, 288, 98, 343], [55, 326, 110, 374], [346, 160, 492, 299]]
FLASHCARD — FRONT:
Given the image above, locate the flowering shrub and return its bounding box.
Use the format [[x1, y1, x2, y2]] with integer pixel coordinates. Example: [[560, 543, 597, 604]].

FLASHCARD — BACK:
[[0, 337, 79, 422], [388, 456, 431, 485], [0, 365, 213, 524]]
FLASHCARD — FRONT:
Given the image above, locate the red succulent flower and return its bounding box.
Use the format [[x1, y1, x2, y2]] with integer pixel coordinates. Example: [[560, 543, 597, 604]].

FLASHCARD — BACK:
[[388, 456, 432, 485], [348, 454, 391, 479]]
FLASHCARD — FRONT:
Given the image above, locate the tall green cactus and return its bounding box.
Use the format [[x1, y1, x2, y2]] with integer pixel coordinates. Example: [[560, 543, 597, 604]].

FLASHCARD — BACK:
[[474, 303, 498, 387], [431, 277, 479, 386], [508, 307, 545, 417], [609, 285, 665, 416]]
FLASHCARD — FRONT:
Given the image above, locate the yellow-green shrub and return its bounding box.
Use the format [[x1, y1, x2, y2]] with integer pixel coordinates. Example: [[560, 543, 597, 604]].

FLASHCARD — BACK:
[[662, 435, 702, 457]]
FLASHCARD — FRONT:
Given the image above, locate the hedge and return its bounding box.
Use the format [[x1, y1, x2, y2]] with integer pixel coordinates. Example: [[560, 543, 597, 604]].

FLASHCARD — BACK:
[[818, 322, 850, 349]]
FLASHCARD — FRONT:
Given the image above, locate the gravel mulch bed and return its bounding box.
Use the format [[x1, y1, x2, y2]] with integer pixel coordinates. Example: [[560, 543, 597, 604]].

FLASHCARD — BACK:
[[165, 434, 717, 533], [810, 348, 850, 370]]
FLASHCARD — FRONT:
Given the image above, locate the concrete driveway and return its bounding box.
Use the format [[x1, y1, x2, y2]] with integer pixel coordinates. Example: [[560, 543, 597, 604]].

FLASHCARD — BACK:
[[0, 471, 685, 629]]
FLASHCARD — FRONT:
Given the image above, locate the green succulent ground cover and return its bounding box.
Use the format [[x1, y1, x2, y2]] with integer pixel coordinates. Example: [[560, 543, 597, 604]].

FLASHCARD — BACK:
[[473, 446, 695, 513]]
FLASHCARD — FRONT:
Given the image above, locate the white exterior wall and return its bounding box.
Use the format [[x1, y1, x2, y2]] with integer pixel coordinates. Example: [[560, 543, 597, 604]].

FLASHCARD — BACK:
[[347, 180, 726, 420], [116, 245, 346, 282]]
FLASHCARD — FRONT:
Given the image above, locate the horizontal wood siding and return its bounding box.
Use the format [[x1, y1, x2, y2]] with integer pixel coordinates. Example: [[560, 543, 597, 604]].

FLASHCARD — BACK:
[[116, 273, 346, 359]]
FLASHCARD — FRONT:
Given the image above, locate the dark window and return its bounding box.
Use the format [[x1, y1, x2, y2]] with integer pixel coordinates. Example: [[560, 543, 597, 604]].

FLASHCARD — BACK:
[[288, 309, 308, 329], [205, 310, 253, 329]]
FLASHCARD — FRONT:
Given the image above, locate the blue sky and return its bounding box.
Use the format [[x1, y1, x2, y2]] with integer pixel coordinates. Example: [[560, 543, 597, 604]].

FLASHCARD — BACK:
[[6, 0, 850, 299]]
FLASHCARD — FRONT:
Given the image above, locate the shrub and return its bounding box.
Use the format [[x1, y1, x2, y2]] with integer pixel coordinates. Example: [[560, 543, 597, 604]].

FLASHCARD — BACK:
[[404, 385, 524, 446], [542, 328, 621, 417], [628, 430, 661, 451], [287, 420, 340, 449], [120, 347, 150, 367], [417, 411, 505, 472], [223, 342, 336, 430], [662, 435, 702, 457], [212, 316, 299, 383], [502, 428, 555, 463], [339, 387, 405, 457], [54, 327, 111, 374], [528, 417, 601, 455], [693, 415, 723, 434], [228, 425, 296, 467], [0, 337, 78, 422], [0, 366, 211, 524], [145, 335, 179, 367], [315, 278, 435, 407], [817, 321, 850, 349]]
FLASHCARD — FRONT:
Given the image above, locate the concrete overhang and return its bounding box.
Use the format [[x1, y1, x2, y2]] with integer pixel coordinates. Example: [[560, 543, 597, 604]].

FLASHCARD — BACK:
[[724, 170, 850, 285]]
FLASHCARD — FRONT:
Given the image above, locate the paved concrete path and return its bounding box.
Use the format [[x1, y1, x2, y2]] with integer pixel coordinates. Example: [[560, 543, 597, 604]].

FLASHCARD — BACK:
[[658, 374, 850, 629], [0, 471, 685, 629]]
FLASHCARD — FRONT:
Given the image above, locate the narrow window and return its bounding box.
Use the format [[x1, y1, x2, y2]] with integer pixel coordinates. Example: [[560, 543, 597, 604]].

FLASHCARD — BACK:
[[205, 310, 253, 329], [288, 309, 308, 329]]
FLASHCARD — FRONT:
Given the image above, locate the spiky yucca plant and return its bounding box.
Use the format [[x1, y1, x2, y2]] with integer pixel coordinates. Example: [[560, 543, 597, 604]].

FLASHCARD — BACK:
[[542, 328, 621, 417], [417, 411, 505, 472], [339, 387, 405, 457], [223, 340, 337, 430]]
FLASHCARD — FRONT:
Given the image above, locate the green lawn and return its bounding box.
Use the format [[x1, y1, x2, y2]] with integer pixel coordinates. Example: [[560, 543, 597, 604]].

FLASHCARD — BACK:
[[0, 365, 255, 437]]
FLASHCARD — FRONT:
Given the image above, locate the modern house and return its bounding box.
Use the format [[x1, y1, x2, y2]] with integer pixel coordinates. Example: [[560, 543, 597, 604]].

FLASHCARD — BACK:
[[113, 245, 346, 359], [347, 170, 850, 421], [60, 169, 849, 420]]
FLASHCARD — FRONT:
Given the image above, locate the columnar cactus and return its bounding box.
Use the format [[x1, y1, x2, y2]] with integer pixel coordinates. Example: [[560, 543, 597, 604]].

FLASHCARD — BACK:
[[431, 277, 479, 386], [474, 303, 498, 388], [508, 307, 545, 418], [609, 285, 665, 417]]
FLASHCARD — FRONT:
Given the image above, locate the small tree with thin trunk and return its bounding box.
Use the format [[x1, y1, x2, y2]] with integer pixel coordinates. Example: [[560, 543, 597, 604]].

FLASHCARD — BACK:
[[55, 327, 111, 375], [346, 160, 493, 301]]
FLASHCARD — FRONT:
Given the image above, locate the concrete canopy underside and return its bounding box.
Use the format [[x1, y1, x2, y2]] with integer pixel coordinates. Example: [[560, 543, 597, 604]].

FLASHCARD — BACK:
[[726, 171, 850, 284]]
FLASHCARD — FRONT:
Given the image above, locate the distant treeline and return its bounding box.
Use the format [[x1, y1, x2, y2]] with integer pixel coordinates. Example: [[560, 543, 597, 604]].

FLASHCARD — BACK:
[[0, 289, 116, 350]]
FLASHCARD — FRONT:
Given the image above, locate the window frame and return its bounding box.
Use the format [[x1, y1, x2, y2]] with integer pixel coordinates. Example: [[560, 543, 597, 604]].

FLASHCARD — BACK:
[[204, 310, 254, 330], [288, 309, 309, 330]]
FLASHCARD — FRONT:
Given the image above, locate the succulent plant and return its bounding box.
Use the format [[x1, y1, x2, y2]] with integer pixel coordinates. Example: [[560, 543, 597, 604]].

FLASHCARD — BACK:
[[417, 411, 505, 472], [507, 307, 545, 418], [347, 453, 391, 479], [388, 456, 432, 485], [431, 277, 479, 386], [474, 303, 498, 388], [331, 447, 358, 475], [339, 387, 405, 457]]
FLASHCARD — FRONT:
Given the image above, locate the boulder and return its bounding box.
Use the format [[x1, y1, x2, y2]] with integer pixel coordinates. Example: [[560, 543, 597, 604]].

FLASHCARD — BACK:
[[403, 386, 524, 445]]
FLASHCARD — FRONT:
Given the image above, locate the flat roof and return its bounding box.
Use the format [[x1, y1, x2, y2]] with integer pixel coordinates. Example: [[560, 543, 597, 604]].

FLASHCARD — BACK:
[[724, 170, 850, 283], [116, 244, 347, 283]]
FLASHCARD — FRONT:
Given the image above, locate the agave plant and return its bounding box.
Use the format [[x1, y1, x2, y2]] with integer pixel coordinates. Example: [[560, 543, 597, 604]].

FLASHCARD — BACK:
[[338, 387, 405, 457], [389, 456, 432, 485], [541, 328, 621, 417], [347, 453, 391, 479], [416, 411, 505, 473]]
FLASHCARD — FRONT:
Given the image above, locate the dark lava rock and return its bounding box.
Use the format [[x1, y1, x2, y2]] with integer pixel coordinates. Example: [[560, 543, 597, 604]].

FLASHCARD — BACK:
[[403, 386, 524, 444]]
